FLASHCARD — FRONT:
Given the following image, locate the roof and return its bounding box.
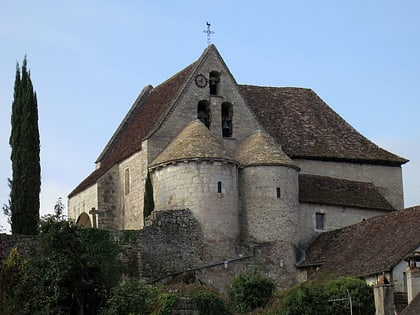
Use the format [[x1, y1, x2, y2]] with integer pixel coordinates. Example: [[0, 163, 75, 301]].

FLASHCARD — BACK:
[[299, 174, 395, 211], [239, 85, 407, 166], [299, 206, 420, 278], [69, 45, 407, 198], [235, 130, 299, 169], [400, 293, 420, 315], [150, 120, 235, 167]]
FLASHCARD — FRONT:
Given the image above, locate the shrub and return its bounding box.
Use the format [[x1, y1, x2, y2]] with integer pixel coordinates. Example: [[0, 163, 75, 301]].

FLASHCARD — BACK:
[[229, 271, 276, 314], [100, 278, 158, 315], [191, 291, 231, 315]]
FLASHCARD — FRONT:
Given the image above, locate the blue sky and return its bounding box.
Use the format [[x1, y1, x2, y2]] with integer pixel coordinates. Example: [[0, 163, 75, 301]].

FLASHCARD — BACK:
[[1, 0, 419, 231]]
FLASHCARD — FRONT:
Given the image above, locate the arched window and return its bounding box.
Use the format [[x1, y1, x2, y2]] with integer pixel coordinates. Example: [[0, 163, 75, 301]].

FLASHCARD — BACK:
[[209, 71, 220, 95], [221, 102, 233, 137], [197, 100, 211, 128], [76, 212, 92, 228]]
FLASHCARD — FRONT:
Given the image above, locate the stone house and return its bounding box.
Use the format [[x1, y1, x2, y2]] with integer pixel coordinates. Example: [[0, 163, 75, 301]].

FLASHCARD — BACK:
[[299, 205, 420, 314], [68, 44, 408, 288]]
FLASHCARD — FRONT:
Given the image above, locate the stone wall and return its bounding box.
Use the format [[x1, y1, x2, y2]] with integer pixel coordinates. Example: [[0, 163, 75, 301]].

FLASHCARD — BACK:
[[147, 48, 262, 165], [118, 144, 148, 229], [297, 202, 390, 249], [151, 161, 240, 248], [68, 183, 98, 226], [98, 165, 121, 229]]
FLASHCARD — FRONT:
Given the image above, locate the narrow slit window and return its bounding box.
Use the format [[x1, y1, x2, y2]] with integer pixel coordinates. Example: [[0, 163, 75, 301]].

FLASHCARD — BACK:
[[124, 168, 130, 195], [276, 187, 281, 198], [217, 181, 222, 193], [315, 212, 325, 230]]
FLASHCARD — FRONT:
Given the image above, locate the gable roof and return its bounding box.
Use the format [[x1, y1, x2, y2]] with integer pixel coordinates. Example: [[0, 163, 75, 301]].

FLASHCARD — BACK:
[[401, 293, 420, 315], [150, 120, 235, 168], [239, 85, 407, 166], [69, 45, 407, 198], [299, 206, 420, 278], [299, 174, 395, 211]]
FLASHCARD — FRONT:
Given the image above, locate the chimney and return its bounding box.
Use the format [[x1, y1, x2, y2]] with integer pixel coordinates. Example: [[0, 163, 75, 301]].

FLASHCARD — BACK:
[[374, 276, 395, 315], [405, 251, 420, 304]]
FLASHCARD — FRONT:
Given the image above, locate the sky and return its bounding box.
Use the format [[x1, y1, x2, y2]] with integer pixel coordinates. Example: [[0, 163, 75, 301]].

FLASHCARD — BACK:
[[1, 0, 419, 232]]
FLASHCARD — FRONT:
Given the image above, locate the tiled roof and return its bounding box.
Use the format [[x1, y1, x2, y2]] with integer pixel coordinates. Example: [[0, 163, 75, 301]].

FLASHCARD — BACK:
[[235, 130, 299, 169], [299, 206, 420, 278], [69, 45, 407, 198], [150, 120, 235, 167], [299, 174, 395, 211], [68, 61, 197, 197], [239, 85, 408, 166], [400, 293, 420, 315]]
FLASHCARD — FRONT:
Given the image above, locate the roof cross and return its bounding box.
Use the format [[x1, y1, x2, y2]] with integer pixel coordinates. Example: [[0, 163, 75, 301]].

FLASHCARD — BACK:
[[203, 22, 214, 46]]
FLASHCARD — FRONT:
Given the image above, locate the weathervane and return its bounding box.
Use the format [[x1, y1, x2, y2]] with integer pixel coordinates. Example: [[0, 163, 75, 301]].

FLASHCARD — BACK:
[[203, 22, 214, 46]]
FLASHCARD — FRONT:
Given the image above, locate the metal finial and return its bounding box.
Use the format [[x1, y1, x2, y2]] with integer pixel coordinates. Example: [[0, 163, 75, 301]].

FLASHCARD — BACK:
[[203, 22, 214, 46]]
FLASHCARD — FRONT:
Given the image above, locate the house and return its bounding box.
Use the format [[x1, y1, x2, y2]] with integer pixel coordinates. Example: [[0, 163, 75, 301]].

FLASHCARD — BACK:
[[68, 44, 408, 288], [299, 205, 420, 314]]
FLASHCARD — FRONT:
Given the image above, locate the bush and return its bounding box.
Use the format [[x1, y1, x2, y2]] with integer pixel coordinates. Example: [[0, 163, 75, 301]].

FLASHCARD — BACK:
[[191, 291, 231, 315], [100, 278, 158, 315], [279, 276, 375, 315], [229, 271, 276, 314], [154, 293, 179, 315]]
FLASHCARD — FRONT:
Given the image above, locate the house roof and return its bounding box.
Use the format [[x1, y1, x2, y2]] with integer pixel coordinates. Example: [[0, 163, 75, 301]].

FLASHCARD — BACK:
[[69, 45, 407, 198], [299, 206, 420, 278], [235, 130, 299, 169], [400, 293, 420, 315], [239, 85, 407, 166], [299, 174, 395, 211], [150, 120, 235, 168]]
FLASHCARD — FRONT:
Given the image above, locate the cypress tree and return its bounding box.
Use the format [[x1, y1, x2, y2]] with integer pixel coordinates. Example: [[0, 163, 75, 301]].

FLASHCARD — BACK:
[[9, 56, 41, 235], [143, 171, 154, 220]]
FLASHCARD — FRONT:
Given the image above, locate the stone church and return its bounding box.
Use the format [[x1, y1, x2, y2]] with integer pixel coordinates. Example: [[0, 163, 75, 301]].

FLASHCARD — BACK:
[[68, 45, 408, 288]]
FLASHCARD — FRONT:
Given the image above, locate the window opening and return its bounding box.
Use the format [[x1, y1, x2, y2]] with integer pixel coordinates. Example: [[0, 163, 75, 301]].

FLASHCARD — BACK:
[[197, 100, 211, 128], [315, 212, 325, 230], [276, 187, 281, 198], [221, 103, 233, 137], [124, 168, 130, 195], [209, 71, 220, 95], [217, 181, 222, 193]]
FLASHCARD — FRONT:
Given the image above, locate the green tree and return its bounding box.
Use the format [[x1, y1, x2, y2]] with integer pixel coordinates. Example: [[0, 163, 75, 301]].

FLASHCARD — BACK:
[[9, 56, 40, 235], [279, 277, 375, 315], [229, 271, 275, 314], [143, 171, 155, 219]]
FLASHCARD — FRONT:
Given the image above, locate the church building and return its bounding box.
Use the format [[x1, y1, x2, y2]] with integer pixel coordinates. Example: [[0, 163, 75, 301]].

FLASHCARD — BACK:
[[68, 45, 408, 288]]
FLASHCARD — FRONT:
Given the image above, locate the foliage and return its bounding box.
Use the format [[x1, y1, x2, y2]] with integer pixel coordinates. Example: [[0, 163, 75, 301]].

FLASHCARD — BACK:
[[229, 271, 276, 314], [1, 214, 121, 314], [9, 56, 40, 235], [279, 277, 375, 315], [0, 247, 32, 314], [100, 278, 158, 315], [2, 178, 12, 226], [143, 171, 155, 219], [191, 291, 231, 315], [154, 293, 180, 315]]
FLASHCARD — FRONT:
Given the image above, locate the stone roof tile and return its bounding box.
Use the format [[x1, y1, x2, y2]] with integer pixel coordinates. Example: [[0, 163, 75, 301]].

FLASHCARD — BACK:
[[300, 206, 420, 278], [235, 130, 298, 169], [299, 174, 395, 211], [150, 120, 235, 167], [239, 85, 408, 166]]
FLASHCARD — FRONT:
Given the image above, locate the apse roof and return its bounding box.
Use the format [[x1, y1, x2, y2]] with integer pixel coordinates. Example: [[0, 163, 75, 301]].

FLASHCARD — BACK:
[[235, 130, 298, 169], [150, 120, 235, 168]]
